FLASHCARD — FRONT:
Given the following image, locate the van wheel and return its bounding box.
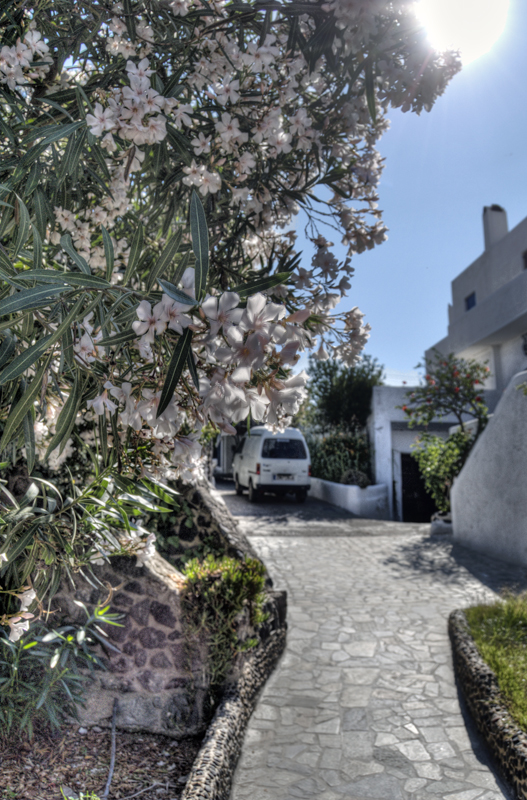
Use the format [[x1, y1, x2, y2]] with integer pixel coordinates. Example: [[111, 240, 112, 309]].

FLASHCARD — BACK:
[[248, 480, 260, 503], [235, 475, 243, 496], [296, 489, 307, 504]]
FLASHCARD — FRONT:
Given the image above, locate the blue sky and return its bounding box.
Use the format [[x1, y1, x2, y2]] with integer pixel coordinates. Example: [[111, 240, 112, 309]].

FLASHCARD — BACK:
[[296, 0, 527, 384]]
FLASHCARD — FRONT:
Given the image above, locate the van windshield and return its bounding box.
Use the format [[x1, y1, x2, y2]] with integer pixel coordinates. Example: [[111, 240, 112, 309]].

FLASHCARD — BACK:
[[261, 438, 307, 459]]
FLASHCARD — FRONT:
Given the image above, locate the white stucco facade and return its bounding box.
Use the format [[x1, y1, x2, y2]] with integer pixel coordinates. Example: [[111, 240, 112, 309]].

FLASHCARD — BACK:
[[452, 371, 527, 564], [370, 206, 524, 520], [426, 206, 527, 393]]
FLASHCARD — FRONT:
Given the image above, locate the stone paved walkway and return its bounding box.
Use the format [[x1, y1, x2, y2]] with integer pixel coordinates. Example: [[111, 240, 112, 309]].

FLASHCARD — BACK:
[[221, 486, 527, 800]]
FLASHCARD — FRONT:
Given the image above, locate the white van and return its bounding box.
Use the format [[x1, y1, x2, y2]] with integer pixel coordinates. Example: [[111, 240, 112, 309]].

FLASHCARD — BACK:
[[232, 427, 311, 503]]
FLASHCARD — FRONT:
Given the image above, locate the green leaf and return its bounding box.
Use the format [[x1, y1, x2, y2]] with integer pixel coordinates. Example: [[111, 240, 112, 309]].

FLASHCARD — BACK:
[[0, 335, 52, 388], [31, 224, 43, 270], [147, 228, 182, 291], [123, 222, 143, 285], [33, 189, 49, 239], [0, 332, 15, 368], [98, 412, 108, 465], [190, 191, 209, 300], [45, 372, 82, 458], [15, 270, 111, 289], [0, 285, 69, 317], [0, 296, 84, 387], [187, 350, 200, 391], [231, 271, 292, 298], [23, 409, 36, 474], [13, 198, 30, 257], [0, 523, 39, 573], [123, 0, 136, 41], [97, 328, 137, 347], [0, 358, 50, 452], [156, 328, 192, 418], [101, 226, 114, 282], [60, 234, 91, 275], [172, 250, 191, 287], [157, 279, 195, 306]]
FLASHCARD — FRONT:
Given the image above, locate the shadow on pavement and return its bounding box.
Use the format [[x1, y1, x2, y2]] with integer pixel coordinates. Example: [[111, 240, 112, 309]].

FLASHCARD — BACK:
[[383, 532, 527, 595]]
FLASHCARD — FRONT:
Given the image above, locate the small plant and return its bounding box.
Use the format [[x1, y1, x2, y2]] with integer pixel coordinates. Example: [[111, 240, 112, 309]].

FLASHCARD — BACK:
[[61, 792, 102, 800], [181, 555, 267, 696], [340, 468, 371, 488], [0, 603, 121, 740], [466, 592, 527, 731]]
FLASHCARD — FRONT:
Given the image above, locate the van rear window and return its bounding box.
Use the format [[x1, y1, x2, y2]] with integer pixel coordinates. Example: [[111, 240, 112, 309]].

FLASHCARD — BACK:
[[262, 438, 307, 459]]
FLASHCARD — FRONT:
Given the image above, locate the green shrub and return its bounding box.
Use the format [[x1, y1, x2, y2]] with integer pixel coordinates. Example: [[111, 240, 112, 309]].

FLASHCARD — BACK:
[[411, 430, 473, 513], [307, 432, 372, 484], [0, 603, 121, 740], [181, 555, 267, 696], [340, 469, 371, 488]]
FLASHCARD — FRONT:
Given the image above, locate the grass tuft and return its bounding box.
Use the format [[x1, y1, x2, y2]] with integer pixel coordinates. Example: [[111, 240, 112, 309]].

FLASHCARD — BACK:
[[466, 592, 527, 730]]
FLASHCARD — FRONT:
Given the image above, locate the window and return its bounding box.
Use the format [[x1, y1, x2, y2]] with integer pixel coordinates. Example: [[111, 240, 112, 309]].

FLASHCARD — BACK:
[[261, 438, 307, 459], [522, 250, 527, 270], [465, 292, 476, 311]]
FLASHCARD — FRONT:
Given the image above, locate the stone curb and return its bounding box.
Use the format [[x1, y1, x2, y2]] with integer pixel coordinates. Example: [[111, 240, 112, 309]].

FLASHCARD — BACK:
[[449, 608, 527, 799], [181, 624, 287, 800]]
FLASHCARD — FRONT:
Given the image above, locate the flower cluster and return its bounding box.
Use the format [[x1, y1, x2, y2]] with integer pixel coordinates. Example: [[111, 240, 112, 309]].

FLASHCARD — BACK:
[[0, 27, 51, 90]]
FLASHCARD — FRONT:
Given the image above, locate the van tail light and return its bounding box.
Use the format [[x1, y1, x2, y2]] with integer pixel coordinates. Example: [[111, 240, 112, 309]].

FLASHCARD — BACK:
[[308, 465, 311, 476], [256, 463, 261, 475]]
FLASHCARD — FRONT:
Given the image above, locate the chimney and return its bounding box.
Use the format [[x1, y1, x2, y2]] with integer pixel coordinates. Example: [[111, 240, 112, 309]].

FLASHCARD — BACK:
[[483, 205, 508, 250]]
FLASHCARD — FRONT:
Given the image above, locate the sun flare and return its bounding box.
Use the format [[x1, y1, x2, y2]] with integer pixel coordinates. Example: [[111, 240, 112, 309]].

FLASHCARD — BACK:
[[416, 0, 510, 65]]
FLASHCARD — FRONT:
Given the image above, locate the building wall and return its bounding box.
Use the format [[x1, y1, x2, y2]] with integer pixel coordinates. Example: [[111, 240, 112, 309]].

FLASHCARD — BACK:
[[452, 370, 527, 565], [369, 387, 456, 520], [449, 213, 527, 324]]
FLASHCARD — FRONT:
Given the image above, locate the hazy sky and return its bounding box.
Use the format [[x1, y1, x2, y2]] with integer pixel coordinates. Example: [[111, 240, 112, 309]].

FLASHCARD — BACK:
[[296, 0, 527, 384]]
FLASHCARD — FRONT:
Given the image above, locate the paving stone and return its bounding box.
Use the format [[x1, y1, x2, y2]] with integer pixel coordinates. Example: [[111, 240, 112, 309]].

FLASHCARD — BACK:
[[224, 489, 515, 800]]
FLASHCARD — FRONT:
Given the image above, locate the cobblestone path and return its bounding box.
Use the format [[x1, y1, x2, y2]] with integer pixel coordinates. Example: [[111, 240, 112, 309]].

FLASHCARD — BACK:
[[224, 490, 527, 800]]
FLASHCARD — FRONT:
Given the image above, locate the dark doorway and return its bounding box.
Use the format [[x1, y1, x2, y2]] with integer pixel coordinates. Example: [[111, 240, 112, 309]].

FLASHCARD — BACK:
[[401, 453, 437, 523]]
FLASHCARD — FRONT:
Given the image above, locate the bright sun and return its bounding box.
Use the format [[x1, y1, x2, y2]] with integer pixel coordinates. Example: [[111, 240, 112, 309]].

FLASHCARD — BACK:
[[416, 0, 510, 65]]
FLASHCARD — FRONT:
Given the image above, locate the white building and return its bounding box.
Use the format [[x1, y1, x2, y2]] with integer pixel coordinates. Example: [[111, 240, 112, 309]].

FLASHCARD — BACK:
[[370, 205, 526, 521]]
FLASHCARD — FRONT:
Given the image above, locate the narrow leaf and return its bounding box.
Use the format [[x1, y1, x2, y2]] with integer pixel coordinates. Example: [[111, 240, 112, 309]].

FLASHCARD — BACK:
[[0, 332, 15, 368], [0, 296, 84, 387], [156, 328, 192, 418], [0, 285, 68, 317], [33, 189, 49, 239], [23, 409, 36, 474], [101, 226, 114, 282], [31, 224, 42, 270], [172, 250, 191, 287], [13, 198, 30, 257], [231, 271, 292, 298], [45, 372, 82, 457], [0, 358, 50, 452], [15, 270, 111, 289], [189, 191, 209, 299], [97, 328, 137, 347], [187, 350, 200, 391], [157, 279, 195, 306], [147, 229, 182, 291], [123, 222, 143, 285], [60, 234, 91, 275]]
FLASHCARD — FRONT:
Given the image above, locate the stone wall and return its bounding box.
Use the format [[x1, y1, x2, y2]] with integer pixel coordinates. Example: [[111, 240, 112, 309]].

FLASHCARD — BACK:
[[50, 481, 284, 738]]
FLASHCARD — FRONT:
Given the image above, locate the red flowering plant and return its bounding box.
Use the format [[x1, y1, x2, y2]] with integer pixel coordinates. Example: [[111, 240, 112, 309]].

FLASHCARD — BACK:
[[399, 351, 490, 437], [398, 351, 490, 513]]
